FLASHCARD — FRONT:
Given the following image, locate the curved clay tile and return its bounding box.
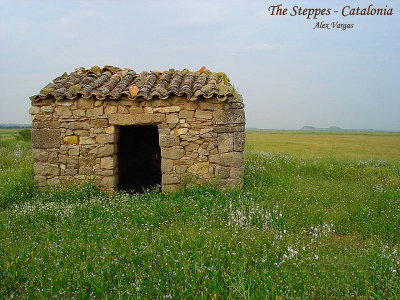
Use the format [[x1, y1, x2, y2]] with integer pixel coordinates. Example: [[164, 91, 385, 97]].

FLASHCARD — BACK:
[[31, 66, 234, 102]]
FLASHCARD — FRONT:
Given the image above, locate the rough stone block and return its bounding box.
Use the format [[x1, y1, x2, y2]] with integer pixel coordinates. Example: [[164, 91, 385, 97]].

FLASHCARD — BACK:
[[101, 157, 116, 169], [94, 100, 103, 107], [87, 107, 104, 117], [230, 167, 244, 179], [64, 135, 79, 145], [41, 106, 54, 114], [78, 98, 94, 109], [194, 110, 213, 120], [109, 114, 165, 125], [214, 125, 245, 133], [166, 113, 179, 124], [229, 102, 245, 109], [214, 109, 245, 124], [79, 157, 96, 167], [215, 166, 230, 179], [118, 105, 129, 114], [217, 133, 234, 153], [80, 137, 95, 145], [188, 162, 209, 174], [199, 102, 220, 110], [184, 101, 198, 110], [143, 107, 153, 113], [29, 106, 40, 115], [55, 100, 75, 107], [47, 177, 61, 186], [171, 96, 186, 105], [94, 169, 114, 176], [153, 106, 181, 113], [158, 128, 170, 136], [69, 122, 90, 130], [48, 151, 59, 164], [161, 148, 185, 159], [185, 142, 199, 152], [95, 144, 115, 157], [209, 152, 243, 167], [178, 110, 194, 119], [92, 119, 109, 128], [228, 95, 243, 103], [68, 146, 80, 156], [49, 121, 61, 129], [32, 149, 48, 162], [129, 107, 143, 114], [151, 99, 171, 107], [73, 109, 86, 117], [100, 176, 117, 188], [162, 174, 180, 185], [32, 121, 49, 129], [159, 135, 180, 147], [32, 129, 61, 149], [234, 132, 246, 151], [74, 130, 89, 137], [96, 134, 115, 144], [66, 157, 79, 168], [34, 162, 59, 176], [105, 105, 117, 114], [105, 126, 115, 134], [34, 175, 46, 187], [55, 106, 72, 116], [65, 169, 78, 176], [161, 159, 174, 173], [173, 128, 188, 135]]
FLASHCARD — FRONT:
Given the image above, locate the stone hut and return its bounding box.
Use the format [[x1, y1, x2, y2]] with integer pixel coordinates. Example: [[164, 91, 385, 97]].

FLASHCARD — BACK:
[[29, 66, 245, 192]]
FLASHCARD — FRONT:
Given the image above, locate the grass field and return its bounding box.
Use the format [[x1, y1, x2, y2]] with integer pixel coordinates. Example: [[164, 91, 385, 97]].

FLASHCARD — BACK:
[[0, 129, 399, 298], [0, 129, 23, 141], [247, 130, 400, 161]]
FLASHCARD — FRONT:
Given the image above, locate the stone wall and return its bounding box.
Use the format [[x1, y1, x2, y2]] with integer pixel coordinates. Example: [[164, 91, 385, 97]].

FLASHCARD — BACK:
[[29, 95, 245, 192]]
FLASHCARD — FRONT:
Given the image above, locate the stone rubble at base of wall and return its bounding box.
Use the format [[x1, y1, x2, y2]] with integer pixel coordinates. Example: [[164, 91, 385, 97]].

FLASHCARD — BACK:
[[29, 95, 245, 192]]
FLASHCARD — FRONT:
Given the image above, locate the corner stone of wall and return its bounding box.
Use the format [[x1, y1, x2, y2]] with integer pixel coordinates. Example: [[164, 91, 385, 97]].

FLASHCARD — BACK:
[[30, 95, 245, 192]]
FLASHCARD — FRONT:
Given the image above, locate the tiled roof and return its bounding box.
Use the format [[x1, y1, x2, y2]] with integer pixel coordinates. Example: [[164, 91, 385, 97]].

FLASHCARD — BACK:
[[31, 66, 235, 102]]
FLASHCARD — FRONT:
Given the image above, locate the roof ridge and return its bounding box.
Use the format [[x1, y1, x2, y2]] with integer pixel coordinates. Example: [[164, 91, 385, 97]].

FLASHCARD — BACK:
[[31, 66, 235, 102]]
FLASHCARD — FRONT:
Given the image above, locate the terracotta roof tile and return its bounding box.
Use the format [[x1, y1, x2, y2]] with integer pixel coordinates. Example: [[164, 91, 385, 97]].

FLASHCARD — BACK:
[[31, 66, 235, 102]]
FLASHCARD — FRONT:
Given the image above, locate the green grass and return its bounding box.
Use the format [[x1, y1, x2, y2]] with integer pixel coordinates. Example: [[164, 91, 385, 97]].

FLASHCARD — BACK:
[[0, 129, 399, 298], [0, 129, 25, 141], [247, 130, 400, 161]]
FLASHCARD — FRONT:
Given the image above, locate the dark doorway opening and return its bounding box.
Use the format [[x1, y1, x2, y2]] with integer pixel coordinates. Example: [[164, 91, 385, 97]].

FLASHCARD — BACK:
[[117, 125, 161, 193]]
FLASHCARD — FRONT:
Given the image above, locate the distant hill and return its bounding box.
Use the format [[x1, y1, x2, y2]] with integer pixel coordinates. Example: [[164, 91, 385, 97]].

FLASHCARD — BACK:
[[0, 124, 31, 129]]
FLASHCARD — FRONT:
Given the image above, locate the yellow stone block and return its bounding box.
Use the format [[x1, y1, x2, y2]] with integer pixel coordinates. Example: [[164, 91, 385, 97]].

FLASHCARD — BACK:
[[188, 162, 209, 174], [64, 135, 79, 144]]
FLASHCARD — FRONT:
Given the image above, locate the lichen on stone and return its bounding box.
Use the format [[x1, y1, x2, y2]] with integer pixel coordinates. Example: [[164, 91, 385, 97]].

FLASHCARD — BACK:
[[155, 86, 168, 97], [74, 67, 85, 75], [217, 83, 230, 95], [203, 69, 212, 76], [40, 88, 52, 96], [201, 84, 214, 94], [69, 84, 81, 94], [90, 66, 101, 76], [215, 72, 230, 85]]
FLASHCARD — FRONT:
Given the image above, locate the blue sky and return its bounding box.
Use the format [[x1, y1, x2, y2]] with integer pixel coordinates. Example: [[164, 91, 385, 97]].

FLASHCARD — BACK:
[[0, 0, 399, 130]]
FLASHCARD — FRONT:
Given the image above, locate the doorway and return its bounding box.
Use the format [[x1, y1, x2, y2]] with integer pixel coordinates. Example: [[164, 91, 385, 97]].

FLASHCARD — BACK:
[[117, 125, 161, 193]]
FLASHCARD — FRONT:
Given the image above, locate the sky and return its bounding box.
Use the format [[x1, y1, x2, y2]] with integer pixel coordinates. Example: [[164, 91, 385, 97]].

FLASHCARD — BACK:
[[0, 0, 399, 130]]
